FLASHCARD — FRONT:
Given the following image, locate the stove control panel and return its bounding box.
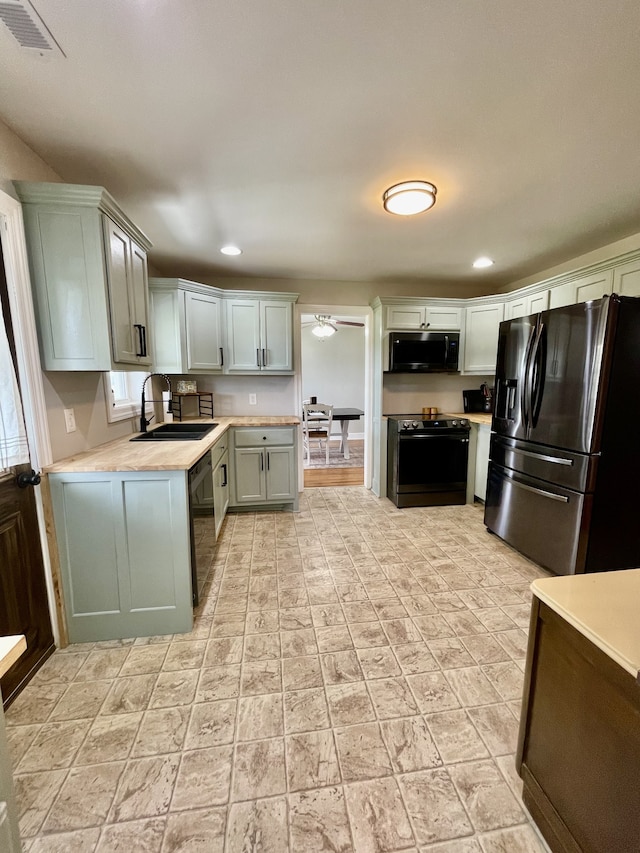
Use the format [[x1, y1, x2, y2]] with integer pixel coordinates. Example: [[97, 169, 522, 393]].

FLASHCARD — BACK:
[[397, 417, 469, 431]]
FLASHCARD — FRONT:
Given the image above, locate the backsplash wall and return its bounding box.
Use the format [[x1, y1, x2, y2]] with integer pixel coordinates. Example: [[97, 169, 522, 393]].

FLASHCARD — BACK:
[[382, 372, 494, 416]]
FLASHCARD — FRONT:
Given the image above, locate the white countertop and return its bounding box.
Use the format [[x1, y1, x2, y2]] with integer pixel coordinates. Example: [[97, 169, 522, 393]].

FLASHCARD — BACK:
[[0, 635, 27, 679], [531, 570, 640, 679]]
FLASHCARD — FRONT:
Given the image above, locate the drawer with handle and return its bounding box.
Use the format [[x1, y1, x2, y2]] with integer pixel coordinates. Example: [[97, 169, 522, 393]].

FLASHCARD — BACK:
[[234, 427, 295, 447]]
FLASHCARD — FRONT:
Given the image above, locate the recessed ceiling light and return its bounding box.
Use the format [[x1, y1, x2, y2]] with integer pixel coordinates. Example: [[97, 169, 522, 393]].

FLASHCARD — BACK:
[[383, 181, 437, 216], [473, 257, 494, 269], [220, 245, 242, 256]]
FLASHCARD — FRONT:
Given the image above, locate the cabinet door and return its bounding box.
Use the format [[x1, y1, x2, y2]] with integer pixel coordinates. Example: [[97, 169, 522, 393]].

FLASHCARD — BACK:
[[234, 448, 267, 502], [50, 472, 192, 642], [505, 298, 527, 320], [425, 306, 461, 330], [213, 449, 230, 539], [260, 300, 293, 371], [266, 446, 296, 501], [104, 218, 139, 364], [386, 306, 426, 330], [574, 270, 613, 304], [474, 425, 491, 501], [185, 291, 223, 371], [463, 303, 504, 373], [129, 239, 152, 366], [527, 290, 549, 315], [226, 299, 261, 371], [613, 258, 640, 297]]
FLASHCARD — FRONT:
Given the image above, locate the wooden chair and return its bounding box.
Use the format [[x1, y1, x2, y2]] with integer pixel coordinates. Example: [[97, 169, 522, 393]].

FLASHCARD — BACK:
[[302, 403, 334, 464]]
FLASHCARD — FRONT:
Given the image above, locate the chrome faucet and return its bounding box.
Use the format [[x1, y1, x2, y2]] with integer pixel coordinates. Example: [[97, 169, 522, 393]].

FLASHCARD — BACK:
[[140, 373, 172, 432]]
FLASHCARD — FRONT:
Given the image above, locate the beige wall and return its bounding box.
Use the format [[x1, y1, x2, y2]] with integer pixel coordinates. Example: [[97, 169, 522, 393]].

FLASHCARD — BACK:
[[499, 231, 640, 294], [0, 120, 133, 460]]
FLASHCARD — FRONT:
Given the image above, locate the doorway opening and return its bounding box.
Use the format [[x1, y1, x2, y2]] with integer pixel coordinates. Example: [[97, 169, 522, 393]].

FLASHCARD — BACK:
[[298, 306, 372, 488]]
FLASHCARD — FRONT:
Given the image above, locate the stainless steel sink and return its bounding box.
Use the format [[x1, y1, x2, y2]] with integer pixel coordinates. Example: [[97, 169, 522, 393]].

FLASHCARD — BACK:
[[130, 423, 218, 441]]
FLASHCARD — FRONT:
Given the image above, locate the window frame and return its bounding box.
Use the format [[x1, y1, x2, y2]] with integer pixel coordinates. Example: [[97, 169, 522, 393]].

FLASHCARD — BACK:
[[104, 371, 154, 424]]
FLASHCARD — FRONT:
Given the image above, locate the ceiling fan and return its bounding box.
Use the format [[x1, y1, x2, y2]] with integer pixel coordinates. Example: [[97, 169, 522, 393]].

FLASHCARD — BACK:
[[303, 314, 365, 338]]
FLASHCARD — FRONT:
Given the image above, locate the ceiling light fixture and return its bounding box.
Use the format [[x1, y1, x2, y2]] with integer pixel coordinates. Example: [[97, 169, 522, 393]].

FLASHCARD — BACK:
[[383, 180, 437, 216], [220, 245, 242, 256], [473, 256, 494, 269], [311, 316, 337, 338]]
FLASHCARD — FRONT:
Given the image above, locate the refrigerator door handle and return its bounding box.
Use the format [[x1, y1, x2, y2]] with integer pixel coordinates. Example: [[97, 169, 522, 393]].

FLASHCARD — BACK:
[[530, 322, 547, 428], [506, 446, 574, 466], [522, 325, 538, 430], [508, 477, 570, 503]]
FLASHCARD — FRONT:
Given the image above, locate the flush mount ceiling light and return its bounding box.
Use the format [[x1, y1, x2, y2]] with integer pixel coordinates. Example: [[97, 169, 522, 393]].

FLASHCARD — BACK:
[[220, 245, 242, 256], [311, 316, 337, 338], [473, 256, 495, 269], [383, 180, 437, 215]]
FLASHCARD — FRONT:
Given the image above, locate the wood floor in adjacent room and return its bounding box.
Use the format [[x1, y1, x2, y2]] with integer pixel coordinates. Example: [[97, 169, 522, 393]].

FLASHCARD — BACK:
[[304, 467, 364, 487]]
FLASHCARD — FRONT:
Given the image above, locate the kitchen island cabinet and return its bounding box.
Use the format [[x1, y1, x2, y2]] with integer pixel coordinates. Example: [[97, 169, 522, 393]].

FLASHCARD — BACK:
[[517, 570, 640, 853], [15, 181, 152, 371], [0, 636, 26, 853]]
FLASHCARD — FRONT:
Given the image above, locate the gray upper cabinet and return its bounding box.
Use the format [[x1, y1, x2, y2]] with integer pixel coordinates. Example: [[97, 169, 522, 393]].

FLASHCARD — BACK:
[[149, 278, 223, 374], [385, 302, 462, 331], [14, 182, 152, 371], [226, 295, 296, 373]]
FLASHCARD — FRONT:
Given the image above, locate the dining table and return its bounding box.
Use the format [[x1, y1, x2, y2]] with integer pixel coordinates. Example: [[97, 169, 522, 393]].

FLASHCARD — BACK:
[[329, 407, 364, 460]]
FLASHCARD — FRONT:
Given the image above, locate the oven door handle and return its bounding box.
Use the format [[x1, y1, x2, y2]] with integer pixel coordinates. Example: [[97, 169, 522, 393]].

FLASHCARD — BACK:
[[398, 434, 469, 441]]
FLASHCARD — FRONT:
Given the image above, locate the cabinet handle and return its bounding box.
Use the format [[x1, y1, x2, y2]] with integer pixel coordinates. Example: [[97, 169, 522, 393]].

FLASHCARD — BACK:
[[134, 324, 145, 357], [221, 463, 228, 487], [262, 348, 267, 368], [267, 451, 270, 470], [257, 348, 261, 368], [260, 452, 264, 471], [220, 347, 224, 367], [141, 324, 148, 357]]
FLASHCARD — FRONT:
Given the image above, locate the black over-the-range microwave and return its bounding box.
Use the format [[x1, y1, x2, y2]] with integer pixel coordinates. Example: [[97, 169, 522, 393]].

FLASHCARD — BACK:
[[388, 331, 460, 373]]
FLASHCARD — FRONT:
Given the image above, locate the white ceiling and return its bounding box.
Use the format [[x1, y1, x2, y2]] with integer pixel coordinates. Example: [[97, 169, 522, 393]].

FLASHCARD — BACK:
[[2, 0, 640, 289]]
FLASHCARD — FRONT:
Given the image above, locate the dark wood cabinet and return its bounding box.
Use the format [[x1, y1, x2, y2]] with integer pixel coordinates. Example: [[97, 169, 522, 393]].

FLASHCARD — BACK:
[[0, 468, 55, 707], [517, 598, 640, 853]]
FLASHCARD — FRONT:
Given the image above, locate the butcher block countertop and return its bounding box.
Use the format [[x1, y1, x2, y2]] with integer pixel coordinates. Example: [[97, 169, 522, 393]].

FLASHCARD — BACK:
[[0, 635, 27, 679], [531, 569, 640, 679], [45, 416, 300, 474]]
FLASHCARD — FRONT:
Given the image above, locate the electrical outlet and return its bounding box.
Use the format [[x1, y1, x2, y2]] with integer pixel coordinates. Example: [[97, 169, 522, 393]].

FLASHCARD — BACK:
[[249, 394, 257, 405], [63, 408, 76, 433]]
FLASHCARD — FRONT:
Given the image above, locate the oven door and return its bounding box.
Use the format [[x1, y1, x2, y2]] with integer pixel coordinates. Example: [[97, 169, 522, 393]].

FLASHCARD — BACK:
[[397, 431, 469, 493], [188, 451, 215, 606]]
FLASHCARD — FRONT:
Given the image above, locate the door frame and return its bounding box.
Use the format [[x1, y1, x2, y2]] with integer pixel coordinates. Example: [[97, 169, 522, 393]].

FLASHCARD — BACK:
[[0, 188, 60, 645], [294, 303, 373, 489]]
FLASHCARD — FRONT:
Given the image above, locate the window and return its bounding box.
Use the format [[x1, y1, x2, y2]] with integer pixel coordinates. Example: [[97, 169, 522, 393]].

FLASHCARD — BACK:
[[104, 371, 153, 424]]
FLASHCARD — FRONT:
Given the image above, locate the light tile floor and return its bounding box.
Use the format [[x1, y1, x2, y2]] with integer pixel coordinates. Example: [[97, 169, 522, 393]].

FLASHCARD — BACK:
[[7, 487, 553, 852]]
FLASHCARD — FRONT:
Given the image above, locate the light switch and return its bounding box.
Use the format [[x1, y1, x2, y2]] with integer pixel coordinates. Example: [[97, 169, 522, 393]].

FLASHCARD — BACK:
[[64, 408, 76, 433]]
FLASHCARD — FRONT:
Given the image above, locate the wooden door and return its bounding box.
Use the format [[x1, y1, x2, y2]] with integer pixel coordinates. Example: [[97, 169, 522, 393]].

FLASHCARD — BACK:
[[0, 246, 54, 708]]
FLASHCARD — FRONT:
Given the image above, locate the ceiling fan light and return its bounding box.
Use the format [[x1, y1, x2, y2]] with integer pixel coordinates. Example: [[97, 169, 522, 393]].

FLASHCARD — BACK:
[[312, 323, 336, 338], [383, 181, 437, 216], [220, 245, 242, 256], [473, 256, 494, 269]]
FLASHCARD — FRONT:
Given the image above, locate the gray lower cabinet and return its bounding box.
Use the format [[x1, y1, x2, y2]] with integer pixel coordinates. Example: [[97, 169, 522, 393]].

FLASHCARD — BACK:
[[0, 696, 20, 853], [211, 439, 230, 539], [49, 470, 192, 642], [231, 427, 298, 508]]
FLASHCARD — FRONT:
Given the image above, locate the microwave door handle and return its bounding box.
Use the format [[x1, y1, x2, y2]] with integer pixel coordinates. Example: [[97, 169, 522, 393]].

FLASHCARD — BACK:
[[444, 335, 449, 364]]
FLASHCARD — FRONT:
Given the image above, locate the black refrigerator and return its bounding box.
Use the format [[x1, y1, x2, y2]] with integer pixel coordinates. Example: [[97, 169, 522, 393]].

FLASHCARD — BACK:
[[484, 293, 640, 575]]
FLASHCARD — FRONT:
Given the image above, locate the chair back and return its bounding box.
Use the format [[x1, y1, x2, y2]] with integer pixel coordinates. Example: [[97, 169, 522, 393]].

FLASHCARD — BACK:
[[303, 403, 333, 434]]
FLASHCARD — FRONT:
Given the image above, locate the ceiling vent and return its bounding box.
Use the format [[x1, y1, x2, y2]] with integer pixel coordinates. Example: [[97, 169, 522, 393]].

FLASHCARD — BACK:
[[0, 0, 64, 55]]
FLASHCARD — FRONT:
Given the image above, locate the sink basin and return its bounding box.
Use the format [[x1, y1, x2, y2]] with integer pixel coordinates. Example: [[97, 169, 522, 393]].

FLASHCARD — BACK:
[[130, 423, 218, 441]]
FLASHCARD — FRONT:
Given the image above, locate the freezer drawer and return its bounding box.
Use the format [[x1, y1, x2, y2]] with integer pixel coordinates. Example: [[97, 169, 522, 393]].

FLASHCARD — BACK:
[[490, 434, 597, 493], [484, 463, 590, 575]]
